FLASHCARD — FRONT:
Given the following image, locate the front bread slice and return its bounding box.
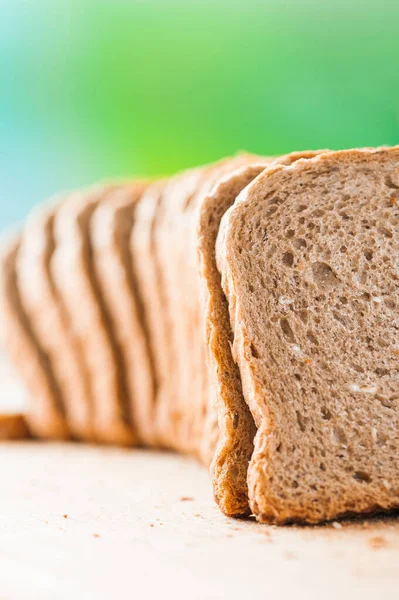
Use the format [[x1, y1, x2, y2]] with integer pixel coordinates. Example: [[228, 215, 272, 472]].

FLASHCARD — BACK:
[[217, 147, 399, 523]]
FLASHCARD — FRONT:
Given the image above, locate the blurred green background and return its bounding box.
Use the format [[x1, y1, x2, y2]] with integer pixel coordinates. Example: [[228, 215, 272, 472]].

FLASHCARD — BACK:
[[1, 0, 399, 231]]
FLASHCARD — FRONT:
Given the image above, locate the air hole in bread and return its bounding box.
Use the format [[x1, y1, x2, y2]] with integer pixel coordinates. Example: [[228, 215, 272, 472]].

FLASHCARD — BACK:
[[299, 310, 308, 324], [306, 331, 318, 345], [267, 205, 278, 217], [268, 197, 279, 205], [353, 471, 371, 484], [286, 229, 295, 239], [364, 250, 373, 261], [297, 204, 307, 213], [333, 312, 348, 328], [292, 238, 306, 249], [280, 318, 296, 343], [282, 252, 294, 267], [250, 343, 260, 359], [374, 429, 388, 446], [320, 406, 332, 420], [350, 362, 364, 374], [385, 175, 399, 189], [296, 411, 306, 432], [385, 298, 396, 309], [311, 262, 340, 290], [331, 427, 347, 446], [378, 226, 393, 238], [376, 338, 389, 349], [311, 209, 325, 218], [377, 396, 394, 409], [375, 367, 389, 376]]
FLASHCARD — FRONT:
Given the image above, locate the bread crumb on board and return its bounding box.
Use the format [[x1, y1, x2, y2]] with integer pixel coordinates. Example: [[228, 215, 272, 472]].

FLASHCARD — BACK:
[[368, 535, 387, 549], [331, 521, 343, 529], [180, 496, 194, 502]]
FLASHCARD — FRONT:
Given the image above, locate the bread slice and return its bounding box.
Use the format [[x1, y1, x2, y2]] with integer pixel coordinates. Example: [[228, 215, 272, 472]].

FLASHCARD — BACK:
[[154, 167, 208, 451], [130, 179, 171, 447], [91, 183, 151, 445], [217, 146, 399, 523], [0, 235, 68, 439], [17, 199, 95, 440], [52, 186, 135, 445], [198, 162, 270, 514]]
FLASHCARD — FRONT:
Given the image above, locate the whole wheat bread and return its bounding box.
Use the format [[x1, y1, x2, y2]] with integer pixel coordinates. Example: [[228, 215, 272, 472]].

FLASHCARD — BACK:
[[217, 147, 399, 523]]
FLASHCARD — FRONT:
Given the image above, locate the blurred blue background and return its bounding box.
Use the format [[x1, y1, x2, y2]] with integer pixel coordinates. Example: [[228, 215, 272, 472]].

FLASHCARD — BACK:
[[1, 0, 399, 232]]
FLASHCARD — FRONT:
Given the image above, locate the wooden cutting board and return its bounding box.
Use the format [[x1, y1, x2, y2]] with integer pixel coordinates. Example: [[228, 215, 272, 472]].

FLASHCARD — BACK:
[[0, 360, 399, 599]]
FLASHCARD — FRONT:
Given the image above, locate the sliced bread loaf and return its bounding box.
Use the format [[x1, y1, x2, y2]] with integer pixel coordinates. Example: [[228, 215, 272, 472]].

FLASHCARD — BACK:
[[217, 147, 399, 523]]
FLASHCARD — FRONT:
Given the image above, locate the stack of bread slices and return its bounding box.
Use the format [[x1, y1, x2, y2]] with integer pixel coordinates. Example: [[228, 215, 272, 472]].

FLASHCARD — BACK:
[[1, 146, 399, 524]]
